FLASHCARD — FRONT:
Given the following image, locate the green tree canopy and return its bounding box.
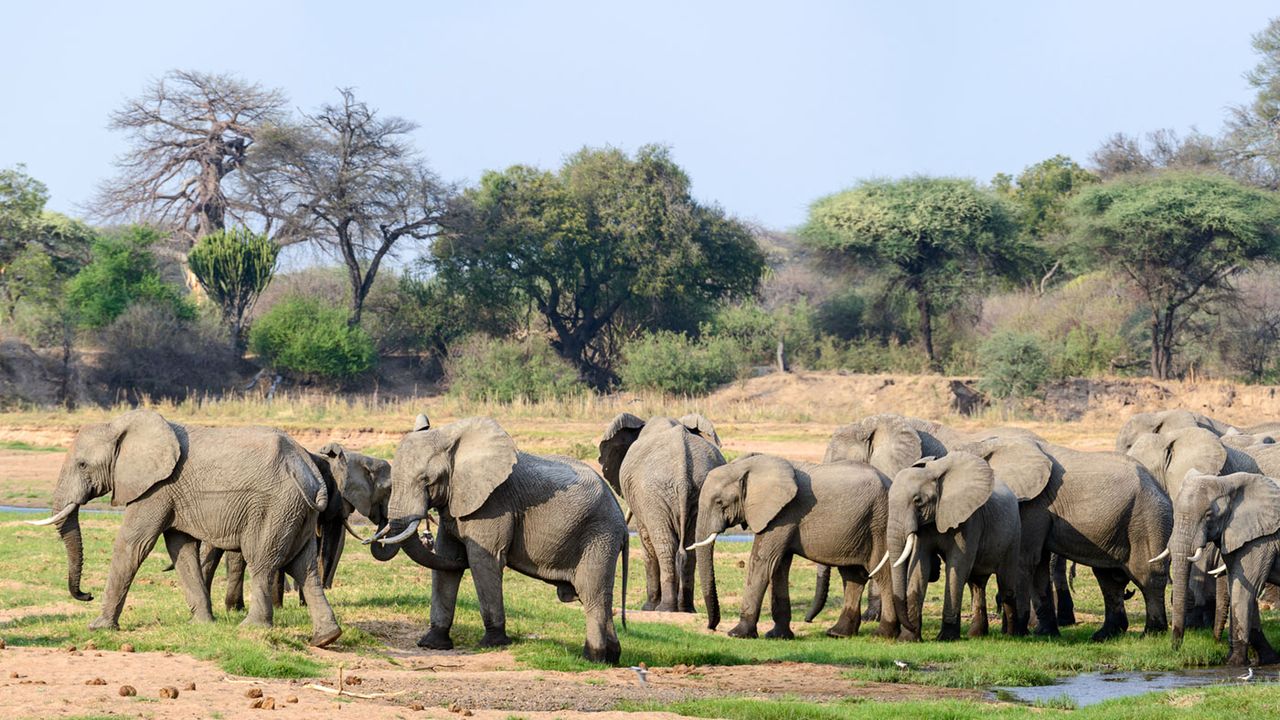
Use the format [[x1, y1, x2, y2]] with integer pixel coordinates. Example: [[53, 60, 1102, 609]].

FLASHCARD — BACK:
[[187, 227, 279, 349], [433, 145, 766, 388], [1067, 171, 1280, 379], [1224, 17, 1280, 189], [801, 176, 1027, 367], [65, 226, 195, 329], [994, 155, 1099, 290]]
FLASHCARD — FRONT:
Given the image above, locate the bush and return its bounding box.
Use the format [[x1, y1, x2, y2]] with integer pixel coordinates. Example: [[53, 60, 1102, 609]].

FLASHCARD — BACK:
[[65, 226, 195, 329], [977, 331, 1049, 399], [249, 296, 376, 383], [363, 272, 466, 356], [709, 300, 820, 369], [445, 335, 584, 403], [96, 303, 238, 402], [619, 331, 742, 395]]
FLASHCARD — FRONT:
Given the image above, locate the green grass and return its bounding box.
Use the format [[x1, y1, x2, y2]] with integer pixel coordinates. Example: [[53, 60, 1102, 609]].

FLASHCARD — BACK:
[[0, 439, 64, 452]]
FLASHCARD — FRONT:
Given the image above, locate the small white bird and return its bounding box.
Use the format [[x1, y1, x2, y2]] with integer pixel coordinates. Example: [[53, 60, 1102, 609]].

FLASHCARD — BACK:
[[1238, 667, 1254, 682], [629, 666, 650, 686], [894, 660, 910, 670]]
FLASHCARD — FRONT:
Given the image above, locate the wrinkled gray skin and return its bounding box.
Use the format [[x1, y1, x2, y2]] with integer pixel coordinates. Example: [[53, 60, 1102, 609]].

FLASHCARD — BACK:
[[1114, 409, 1280, 455], [886, 452, 1028, 641], [1168, 472, 1280, 665], [383, 417, 628, 664], [809, 415, 1067, 625], [211, 443, 398, 611], [975, 437, 1171, 640], [693, 453, 898, 640], [598, 413, 724, 612], [41, 409, 340, 646]]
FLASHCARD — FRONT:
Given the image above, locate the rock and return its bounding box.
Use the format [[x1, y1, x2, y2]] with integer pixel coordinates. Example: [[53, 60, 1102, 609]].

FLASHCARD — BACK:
[[83, 639, 96, 650], [448, 702, 462, 713], [343, 675, 362, 685], [159, 686, 179, 699], [120, 643, 134, 653], [8, 672, 19, 678], [252, 696, 276, 710], [184, 682, 196, 691], [65, 644, 77, 652], [285, 695, 298, 703], [409, 702, 425, 711], [85, 678, 107, 685], [246, 687, 264, 698], [460, 711, 473, 717], [119, 685, 137, 697], [0, 638, 6, 649]]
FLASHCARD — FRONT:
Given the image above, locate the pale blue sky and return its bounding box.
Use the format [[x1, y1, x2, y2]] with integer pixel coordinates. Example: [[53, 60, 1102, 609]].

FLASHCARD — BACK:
[[1, 1, 1275, 230]]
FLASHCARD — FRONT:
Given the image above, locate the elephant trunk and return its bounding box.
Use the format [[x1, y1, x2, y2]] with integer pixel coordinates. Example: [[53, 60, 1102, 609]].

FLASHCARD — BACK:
[[57, 507, 92, 602], [695, 504, 724, 631], [399, 529, 467, 571], [886, 515, 918, 640], [366, 508, 401, 562], [1168, 521, 1198, 649]]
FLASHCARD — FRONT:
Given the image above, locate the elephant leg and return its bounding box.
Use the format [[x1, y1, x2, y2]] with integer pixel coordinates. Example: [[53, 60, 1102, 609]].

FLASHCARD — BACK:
[[679, 541, 696, 613], [284, 542, 341, 648], [466, 548, 512, 647], [968, 575, 989, 638], [637, 528, 662, 611], [938, 551, 972, 642], [1226, 571, 1255, 666], [163, 530, 213, 623], [872, 562, 898, 638], [89, 508, 165, 631], [241, 562, 277, 628], [765, 553, 795, 639], [899, 554, 929, 642], [728, 541, 780, 639], [421, 532, 466, 650], [1032, 554, 1059, 637], [271, 570, 286, 609], [575, 545, 620, 664], [1051, 554, 1076, 627], [826, 566, 865, 638], [1091, 568, 1130, 641], [862, 581, 882, 622], [1214, 573, 1230, 642], [224, 552, 246, 612], [198, 543, 222, 593], [653, 536, 682, 613]]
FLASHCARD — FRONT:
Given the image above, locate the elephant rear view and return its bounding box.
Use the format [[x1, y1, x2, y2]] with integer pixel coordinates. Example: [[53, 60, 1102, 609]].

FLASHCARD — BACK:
[[598, 412, 724, 612]]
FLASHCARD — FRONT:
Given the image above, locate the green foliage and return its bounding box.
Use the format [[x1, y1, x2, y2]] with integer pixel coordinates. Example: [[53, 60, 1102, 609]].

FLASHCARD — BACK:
[[619, 331, 742, 395], [364, 271, 466, 356], [995, 155, 1099, 243], [710, 301, 819, 367], [64, 226, 194, 329], [187, 227, 279, 340], [978, 331, 1049, 399], [249, 296, 376, 383], [445, 335, 584, 403], [0, 164, 49, 251], [96, 303, 238, 402], [814, 288, 867, 340]]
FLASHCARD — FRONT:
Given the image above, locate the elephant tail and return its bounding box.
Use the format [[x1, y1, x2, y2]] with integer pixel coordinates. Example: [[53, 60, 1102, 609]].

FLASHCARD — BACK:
[[805, 565, 832, 622], [620, 533, 629, 630]]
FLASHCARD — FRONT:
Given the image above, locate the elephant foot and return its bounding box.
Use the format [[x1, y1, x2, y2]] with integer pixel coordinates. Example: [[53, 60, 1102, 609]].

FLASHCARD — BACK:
[[640, 600, 658, 611], [310, 625, 342, 648], [190, 612, 215, 624], [583, 639, 621, 665], [862, 599, 882, 622], [826, 617, 858, 638], [1258, 648, 1280, 666], [654, 601, 678, 613], [873, 621, 897, 639], [88, 617, 118, 632], [1091, 624, 1126, 642], [765, 626, 795, 640], [479, 629, 513, 647], [417, 626, 453, 650], [1225, 646, 1250, 667], [968, 621, 989, 638], [1033, 623, 1060, 638], [726, 621, 758, 639], [1056, 610, 1076, 627], [898, 629, 922, 642], [936, 623, 962, 642], [225, 600, 245, 612]]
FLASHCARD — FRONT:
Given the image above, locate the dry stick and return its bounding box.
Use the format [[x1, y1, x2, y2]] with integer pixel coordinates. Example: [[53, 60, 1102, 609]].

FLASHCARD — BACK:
[[303, 683, 408, 700]]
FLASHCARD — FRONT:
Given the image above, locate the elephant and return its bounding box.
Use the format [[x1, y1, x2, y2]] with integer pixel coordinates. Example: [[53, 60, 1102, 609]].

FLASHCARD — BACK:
[[1168, 471, 1280, 665], [598, 412, 724, 612], [29, 409, 341, 646], [1115, 409, 1280, 455], [689, 453, 898, 640], [379, 416, 629, 664], [886, 451, 1028, 641], [972, 436, 1171, 640]]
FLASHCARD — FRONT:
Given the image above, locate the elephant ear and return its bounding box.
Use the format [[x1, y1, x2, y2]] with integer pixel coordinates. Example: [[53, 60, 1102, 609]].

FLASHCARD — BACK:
[[959, 437, 1051, 502], [414, 414, 431, 432], [826, 414, 922, 476], [445, 417, 519, 518], [740, 455, 798, 533], [108, 409, 181, 506], [1222, 472, 1280, 554], [935, 451, 995, 532], [679, 413, 721, 447], [1166, 428, 1228, 491], [598, 413, 645, 495]]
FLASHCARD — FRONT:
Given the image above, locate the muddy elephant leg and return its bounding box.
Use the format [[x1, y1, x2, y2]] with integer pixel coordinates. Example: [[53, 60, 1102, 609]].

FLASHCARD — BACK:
[[968, 575, 989, 638], [637, 528, 662, 611], [284, 543, 341, 647], [728, 541, 780, 639], [1051, 554, 1076, 627], [163, 530, 213, 623], [89, 508, 166, 631], [765, 553, 795, 639], [1092, 568, 1130, 641], [1226, 571, 1254, 665], [466, 547, 511, 647], [1032, 554, 1059, 637], [420, 532, 465, 650], [224, 552, 247, 612], [828, 566, 866, 638]]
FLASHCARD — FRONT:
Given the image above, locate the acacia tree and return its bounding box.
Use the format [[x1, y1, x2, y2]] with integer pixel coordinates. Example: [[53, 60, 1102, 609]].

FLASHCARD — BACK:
[[801, 177, 1026, 369], [1223, 17, 1280, 189], [433, 146, 765, 389], [993, 155, 1098, 292], [249, 89, 449, 326], [187, 227, 279, 350], [93, 70, 286, 245], [1068, 172, 1280, 379]]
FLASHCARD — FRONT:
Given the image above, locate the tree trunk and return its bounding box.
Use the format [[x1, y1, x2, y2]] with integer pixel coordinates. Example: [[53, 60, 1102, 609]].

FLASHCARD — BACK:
[[916, 291, 937, 371], [1150, 309, 1176, 380]]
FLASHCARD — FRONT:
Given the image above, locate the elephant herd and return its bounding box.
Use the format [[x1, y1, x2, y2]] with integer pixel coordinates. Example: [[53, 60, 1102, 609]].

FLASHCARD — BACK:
[[25, 407, 1280, 666]]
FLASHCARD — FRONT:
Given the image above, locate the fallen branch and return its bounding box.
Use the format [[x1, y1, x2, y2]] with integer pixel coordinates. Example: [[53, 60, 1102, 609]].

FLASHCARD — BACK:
[[303, 683, 408, 700], [220, 676, 268, 685]]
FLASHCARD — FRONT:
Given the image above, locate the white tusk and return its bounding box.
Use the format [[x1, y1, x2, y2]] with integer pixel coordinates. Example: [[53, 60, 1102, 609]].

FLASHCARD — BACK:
[[893, 534, 917, 569], [342, 517, 366, 542], [362, 523, 391, 546], [1209, 564, 1228, 577], [686, 532, 719, 551], [377, 519, 420, 546], [25, 503, 77, 527], [1148, 548, 1170, 563], [868, 551, 890, 576], [1187, 546, 1205, 563]]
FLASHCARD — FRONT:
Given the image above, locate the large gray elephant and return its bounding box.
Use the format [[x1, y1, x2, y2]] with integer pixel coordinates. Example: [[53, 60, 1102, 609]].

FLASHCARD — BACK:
[[1116, 408, 1280, 455], [30, 409, 341, 646], [689, 453, 898, 640], [598, 413, 724, 612], [886, 452, 1028, 641], [379, 416, 629, 664], [1168, 471, 1280, 665]]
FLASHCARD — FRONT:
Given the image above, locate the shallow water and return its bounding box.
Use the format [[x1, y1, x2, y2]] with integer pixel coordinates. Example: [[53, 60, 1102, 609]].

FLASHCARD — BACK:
[[995, 668, 1256, 707], [0, 504, 119, 514]]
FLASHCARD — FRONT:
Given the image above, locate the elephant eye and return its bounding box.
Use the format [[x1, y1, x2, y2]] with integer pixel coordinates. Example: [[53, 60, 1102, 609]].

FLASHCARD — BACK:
[[913, 495, 925, 507]]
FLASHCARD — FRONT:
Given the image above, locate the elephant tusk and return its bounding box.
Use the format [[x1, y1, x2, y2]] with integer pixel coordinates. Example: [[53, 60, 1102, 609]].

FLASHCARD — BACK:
[[342, 517, 367, 542], [1209, 564, 1228, 577], [25, 503, 77, 527], [1187, 546, 1205, 563], [378, 519, 420, 546], [686, 532, 719, 551], [1148, 548, 1170, 563], [362, 524, 391, 546], [893, 534, 917, 569], [868, 551, 890, 576]]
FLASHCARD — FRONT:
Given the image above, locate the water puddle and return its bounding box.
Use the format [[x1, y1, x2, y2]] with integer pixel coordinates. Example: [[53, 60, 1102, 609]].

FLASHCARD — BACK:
[[995, 668, 1254, 707], [0, 504, 119, 515]]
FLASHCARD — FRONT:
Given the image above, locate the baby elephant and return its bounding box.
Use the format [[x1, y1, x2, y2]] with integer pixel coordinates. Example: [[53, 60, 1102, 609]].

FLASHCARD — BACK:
[[690, 454, 898, 640]]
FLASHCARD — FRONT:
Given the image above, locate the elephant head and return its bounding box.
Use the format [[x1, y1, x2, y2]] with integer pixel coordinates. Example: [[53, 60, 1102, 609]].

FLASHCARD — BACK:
[[32, 409, 181, 603], [690, 454, 797, 630], [1116, 409, 1231, 453], [824, 413, 925, 476], [378, 416, 516, 570], [314, 443, 395, 562], [956, 436, 1052, 502], [598, 413, 646, 496], [1126, 428, 1231, 497], [886, 452, 995, 637], [1168, 471, 1280, 647]]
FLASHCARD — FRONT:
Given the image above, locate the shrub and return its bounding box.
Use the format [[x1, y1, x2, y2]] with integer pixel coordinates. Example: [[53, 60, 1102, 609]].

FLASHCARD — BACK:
[[65, 226, 195, 329], [187, 227, 279, 346], [445, 335, 583, 403], [95, 303, 238, 402], [619, 331, 742, 395], [709, 300, 819, 369], [364, 272, 466, 356], [815, 288, 866, 340], [249, 296, 376, 383], [977, 331, 1049, 399]]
